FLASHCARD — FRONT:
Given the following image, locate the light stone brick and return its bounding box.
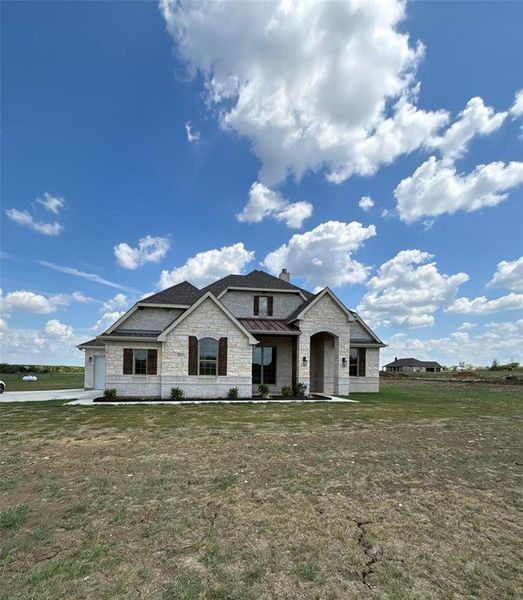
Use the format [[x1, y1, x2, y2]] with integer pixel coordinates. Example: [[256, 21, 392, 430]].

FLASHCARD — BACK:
[[117, 307, 182, 331], [220, 290, 304, 319]]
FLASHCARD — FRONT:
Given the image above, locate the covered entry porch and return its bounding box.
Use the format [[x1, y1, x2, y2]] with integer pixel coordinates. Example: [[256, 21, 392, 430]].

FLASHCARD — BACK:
[[309, 331, 340, 394]]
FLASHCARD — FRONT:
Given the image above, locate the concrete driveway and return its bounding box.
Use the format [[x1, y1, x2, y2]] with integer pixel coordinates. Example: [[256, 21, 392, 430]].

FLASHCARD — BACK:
[[0, 389, 101, 402]]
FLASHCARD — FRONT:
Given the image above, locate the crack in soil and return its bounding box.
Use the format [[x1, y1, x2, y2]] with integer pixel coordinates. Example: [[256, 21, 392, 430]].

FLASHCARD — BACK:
[[354, 519, 382, 588]]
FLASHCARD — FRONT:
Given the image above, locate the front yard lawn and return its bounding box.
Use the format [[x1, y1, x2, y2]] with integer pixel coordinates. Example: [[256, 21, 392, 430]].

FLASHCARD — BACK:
[[1, 379, 522, 599], [0, 372, 84, 392]]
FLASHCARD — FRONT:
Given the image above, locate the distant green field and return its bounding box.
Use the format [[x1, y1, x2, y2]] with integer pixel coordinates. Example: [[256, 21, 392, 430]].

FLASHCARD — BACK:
[[0, 372, 84, 391]]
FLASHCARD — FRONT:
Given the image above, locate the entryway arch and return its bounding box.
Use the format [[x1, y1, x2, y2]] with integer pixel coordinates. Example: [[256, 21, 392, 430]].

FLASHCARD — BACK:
[[309, 331, 339, 394]]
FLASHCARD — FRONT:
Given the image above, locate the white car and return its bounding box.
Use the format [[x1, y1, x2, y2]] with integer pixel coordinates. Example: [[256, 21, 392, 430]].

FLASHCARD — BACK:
[[0, 380, 5, 394], [22, 375, 38, 382]]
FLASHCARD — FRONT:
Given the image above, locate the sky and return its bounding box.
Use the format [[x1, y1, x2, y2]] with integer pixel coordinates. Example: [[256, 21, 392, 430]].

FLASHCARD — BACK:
[[1, 0, 522, 367]]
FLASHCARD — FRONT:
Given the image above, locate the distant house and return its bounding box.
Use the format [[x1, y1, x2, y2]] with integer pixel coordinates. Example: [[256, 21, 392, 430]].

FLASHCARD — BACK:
[[383, 357, 442, 373]]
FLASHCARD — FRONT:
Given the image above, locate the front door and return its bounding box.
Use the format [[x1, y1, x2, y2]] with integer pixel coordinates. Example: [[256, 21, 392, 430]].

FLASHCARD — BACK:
[[94, 356, 105, 389]]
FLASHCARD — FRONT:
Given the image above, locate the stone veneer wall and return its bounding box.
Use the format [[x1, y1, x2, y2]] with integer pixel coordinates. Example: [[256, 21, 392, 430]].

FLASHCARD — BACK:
[[83, 348, 105, 389], [349, 348, 380, 392], [105, 340, 162, 397], [161, 297, 254, 398], [296, 295, 350, 396], [117, 307, 183, 331], [220, 290, 304, 319]]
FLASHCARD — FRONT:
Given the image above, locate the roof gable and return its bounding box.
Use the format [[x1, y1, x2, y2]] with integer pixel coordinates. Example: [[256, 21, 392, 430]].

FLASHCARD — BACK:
[[140, 281, 201, 305], [158, 292, 258, 343], [287, 288, 355, 322]]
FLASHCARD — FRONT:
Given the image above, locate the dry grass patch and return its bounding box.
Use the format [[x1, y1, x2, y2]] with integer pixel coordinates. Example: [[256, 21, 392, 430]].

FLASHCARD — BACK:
[[1, 380, 522, 599]]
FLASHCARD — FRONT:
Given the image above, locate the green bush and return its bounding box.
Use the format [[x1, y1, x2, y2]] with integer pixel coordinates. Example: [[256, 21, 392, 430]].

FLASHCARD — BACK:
[[103, 388, 117, 400], [293, 382, 307, 398], [170, 387, 184, 400], [258, 383, 270, 398], [226, 387, 239, 399], [281, 385, 294, 398]]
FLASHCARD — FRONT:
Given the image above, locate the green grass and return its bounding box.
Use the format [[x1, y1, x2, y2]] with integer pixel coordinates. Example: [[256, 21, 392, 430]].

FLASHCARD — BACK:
[[0, 372, 84, 391], [0, 505, 28, 530], [1, 379, 522, 599]]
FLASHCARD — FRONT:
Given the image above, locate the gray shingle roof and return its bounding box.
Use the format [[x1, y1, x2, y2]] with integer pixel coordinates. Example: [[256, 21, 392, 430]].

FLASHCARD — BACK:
[[77, 338, 105, 348], [384, 358, 442, 368], [285, 293, 318, 322], [140, 281, 201, 305], [200, 270, 314, 299]]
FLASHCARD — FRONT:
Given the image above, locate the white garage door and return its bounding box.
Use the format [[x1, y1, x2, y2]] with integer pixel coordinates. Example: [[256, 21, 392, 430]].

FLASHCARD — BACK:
[[94, 356, 106, 389]]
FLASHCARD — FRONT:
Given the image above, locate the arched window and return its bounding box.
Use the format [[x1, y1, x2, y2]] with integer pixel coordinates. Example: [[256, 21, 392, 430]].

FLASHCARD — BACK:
[[199, 338, 218, 375]]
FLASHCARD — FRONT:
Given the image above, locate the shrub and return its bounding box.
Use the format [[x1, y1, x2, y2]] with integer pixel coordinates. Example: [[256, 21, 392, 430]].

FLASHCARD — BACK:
[[258, 383, 270, 398], [226, 387, 239, 399], [103, 388, 117, 400], [170, 387, 184, 400], [281, 385, 294, 398], [293, 382, 307, 398]]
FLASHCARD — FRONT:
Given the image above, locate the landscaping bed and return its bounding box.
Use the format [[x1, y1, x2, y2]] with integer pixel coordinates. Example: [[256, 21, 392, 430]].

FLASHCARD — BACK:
[[93, 395, 312, 402]]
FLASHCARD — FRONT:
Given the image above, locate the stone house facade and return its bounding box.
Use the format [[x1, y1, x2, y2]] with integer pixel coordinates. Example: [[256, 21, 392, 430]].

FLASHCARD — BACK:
[[78, 269, 385, 398]]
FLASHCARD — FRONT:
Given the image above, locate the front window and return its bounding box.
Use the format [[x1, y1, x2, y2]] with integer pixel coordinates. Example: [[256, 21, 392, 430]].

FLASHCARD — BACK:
[[199, 338, 218, 376], [258, 296, 268, 317], [134, 349, 147, 375], [349, 348, 366, 377], [252, 346, 276, 384]]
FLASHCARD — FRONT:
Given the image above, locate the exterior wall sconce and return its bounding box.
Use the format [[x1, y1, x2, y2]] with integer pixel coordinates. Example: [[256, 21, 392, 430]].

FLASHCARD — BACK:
[[302, 356, 308, 367], [342, 357, 347, 367], [88, 356, 93, 364]]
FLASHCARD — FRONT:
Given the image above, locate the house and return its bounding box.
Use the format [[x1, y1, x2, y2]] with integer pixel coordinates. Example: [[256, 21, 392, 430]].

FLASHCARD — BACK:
[[77, 269, 385, 398], [383, 357, 443, 373]]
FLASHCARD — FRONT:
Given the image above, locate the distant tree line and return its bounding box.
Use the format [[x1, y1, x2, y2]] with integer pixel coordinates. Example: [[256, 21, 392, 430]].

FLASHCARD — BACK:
[[0, 363, 84, 374]]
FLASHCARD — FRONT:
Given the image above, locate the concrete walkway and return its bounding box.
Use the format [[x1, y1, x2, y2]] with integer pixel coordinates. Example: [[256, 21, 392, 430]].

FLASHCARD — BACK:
[[67, 395, 359, 406], [1, 389, 101, 403]]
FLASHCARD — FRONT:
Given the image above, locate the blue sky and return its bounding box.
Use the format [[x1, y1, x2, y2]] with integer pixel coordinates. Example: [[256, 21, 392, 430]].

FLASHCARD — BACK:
[[1, 0, 522, 366]]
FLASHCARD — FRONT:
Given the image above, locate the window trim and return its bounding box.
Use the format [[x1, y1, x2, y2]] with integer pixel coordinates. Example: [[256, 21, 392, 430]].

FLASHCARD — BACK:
[[198, 337, 218, 377], [252, 346, 277, 385]]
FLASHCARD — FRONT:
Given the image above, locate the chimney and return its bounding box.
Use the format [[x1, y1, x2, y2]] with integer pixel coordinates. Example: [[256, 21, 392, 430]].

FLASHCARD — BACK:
[[279, 268, 290, 283], [395, 357, 398, 362]]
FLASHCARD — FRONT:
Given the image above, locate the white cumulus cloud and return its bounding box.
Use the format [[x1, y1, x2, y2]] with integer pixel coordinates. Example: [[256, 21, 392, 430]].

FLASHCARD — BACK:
[[36, 193, 65, 215], [446, 293, 523, 315], [394, 157, 523, 223], [5, 208, 63, 236], [0, 290, 69, 315], [185, 121, 201, 143], [263, 220, 376, 290], [158, 242, 255, 289], [114, 236, 171, 269], [44, 319, 74, 340], [358, 196, 374, 212], [160, 0, 448, 186], [237, 182, 312, 228], [430, 97, 507, 159], [487, 257, 523, 292], [510, 89, 523, 118], [357, 249, 469, 328]]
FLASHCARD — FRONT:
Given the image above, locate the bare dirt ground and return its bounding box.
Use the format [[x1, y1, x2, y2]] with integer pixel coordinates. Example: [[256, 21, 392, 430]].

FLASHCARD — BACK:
[[1, 380, 522, 599]]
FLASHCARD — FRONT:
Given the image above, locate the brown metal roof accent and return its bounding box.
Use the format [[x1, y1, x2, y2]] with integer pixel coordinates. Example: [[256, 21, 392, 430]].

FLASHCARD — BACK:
[[238, 318, 300, 333]]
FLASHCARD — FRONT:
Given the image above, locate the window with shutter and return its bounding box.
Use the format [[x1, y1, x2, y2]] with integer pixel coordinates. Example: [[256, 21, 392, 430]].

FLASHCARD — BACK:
[[358, 348, 366, 377], [123, 348, 133, 374], [147, 349, 158, 375], [218, 337, 228, 376], [253, 296, 260, 316], [188, 336, 198, 375]]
